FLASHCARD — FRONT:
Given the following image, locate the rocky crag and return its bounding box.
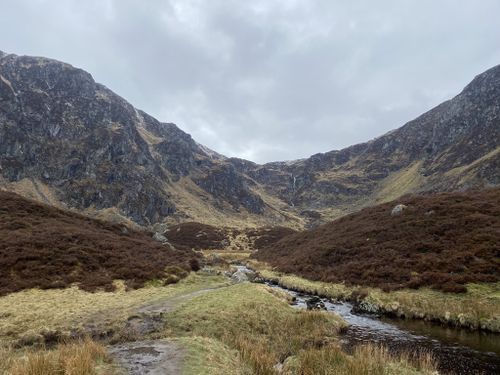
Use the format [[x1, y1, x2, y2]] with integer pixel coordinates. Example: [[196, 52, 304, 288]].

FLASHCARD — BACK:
[[0, 50, 498, 228]]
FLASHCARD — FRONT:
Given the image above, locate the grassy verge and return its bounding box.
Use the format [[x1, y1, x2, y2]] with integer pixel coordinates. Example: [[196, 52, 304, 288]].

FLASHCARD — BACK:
[[0, 338, 112, 375], [164, 281, 436, 374], [249, 260, 500, 332], [0, 273, 228, 345], [202, 250, 252, 263], [180, 336, 251, 375]]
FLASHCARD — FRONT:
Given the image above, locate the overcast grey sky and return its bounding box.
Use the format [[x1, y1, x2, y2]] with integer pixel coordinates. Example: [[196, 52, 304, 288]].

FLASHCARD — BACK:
[[1, 1, 500, 163]]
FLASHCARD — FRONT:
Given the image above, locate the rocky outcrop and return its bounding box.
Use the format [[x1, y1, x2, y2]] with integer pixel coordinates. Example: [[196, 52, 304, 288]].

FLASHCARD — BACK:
[[0, 51, 267, 225], [230, 65, 500, 224], [0, 50, 498, 228]]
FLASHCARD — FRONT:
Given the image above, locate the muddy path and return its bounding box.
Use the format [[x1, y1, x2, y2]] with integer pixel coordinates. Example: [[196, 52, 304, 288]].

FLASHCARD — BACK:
[[109, 340, 185, 375], [108, 283, 229, 374]]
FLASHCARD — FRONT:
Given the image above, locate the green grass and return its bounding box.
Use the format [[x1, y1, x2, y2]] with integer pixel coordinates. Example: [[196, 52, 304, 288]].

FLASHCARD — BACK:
[[180, 336, 251, 375], [0, 272, 228, 345], [164, 281, 437, 374]]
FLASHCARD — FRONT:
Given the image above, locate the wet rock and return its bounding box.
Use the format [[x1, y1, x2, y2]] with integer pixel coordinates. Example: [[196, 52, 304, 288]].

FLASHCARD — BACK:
[[351, 300, 380, 315], [253, 275, 266, 284], [306, 296, 326, 310], [391, 204, 408, 216], [109, 340, 185, 375]]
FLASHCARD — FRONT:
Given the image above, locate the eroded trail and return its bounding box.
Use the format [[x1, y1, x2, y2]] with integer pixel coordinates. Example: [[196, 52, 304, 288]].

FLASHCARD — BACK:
[[108, 283, 228, 374], [109, 340, 185, 375]]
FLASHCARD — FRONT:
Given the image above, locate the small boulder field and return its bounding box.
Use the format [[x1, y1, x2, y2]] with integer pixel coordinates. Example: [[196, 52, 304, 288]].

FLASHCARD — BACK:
[[254, 188, 500, 293]]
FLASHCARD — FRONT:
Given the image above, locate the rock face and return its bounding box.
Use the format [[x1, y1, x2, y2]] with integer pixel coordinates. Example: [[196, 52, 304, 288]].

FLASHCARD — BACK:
[[231, 65, 500, 224], [0, 50, 498, 227], [0, 51, 266, 226]]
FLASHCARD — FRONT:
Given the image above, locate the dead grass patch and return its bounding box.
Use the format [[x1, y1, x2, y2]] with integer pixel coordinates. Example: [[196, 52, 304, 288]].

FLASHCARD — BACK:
[[1, 338, 110, 375]]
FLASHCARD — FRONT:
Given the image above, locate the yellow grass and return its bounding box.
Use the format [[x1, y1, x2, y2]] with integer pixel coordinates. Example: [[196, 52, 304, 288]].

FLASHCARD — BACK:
[[250, 261, 500, 332], [292, 343, 437, 375], [164, 282, 435, 374], [0, 273, 227, 345], [180, 336, 252, 375], [2, 338, 110, 375]]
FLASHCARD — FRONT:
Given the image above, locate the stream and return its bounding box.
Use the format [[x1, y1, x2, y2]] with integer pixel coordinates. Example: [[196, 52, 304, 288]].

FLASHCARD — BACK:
[[237, 267, 500, 374]]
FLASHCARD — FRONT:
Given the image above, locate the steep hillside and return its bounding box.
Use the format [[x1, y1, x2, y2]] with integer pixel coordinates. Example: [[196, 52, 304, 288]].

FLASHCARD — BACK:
[[0, 51, 300, 228], [0, 191, 199, 295], [0, 50, 498, 228], [254, 188, 500, 292], [234, 65, 500, 226]]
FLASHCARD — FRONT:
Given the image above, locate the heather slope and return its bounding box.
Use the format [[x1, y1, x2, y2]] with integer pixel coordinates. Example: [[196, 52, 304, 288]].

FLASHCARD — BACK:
[[0, 191, 199, 295], [254, 188, 500, 292]]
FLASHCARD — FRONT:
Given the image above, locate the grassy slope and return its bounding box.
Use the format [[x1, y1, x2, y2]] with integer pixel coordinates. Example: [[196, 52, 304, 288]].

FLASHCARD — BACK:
[[254, 188, 500, 293]]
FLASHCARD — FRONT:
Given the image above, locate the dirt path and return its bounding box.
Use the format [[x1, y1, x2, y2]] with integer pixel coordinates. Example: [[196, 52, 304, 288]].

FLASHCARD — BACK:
[[109, 284, 229, 374], [137, 286, 222, 315], [109, 340, 185, 375]]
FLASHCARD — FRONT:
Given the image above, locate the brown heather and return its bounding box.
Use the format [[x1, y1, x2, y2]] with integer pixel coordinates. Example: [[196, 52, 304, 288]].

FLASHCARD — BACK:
[[165, 222, 230, 250], [254, 188, 500, 292], [0, 191, 200, 296], [244, 226, 297, 249]]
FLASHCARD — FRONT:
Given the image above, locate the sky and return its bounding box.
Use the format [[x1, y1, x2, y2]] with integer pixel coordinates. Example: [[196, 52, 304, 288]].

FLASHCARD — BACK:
[[1, 1, 500, 163]]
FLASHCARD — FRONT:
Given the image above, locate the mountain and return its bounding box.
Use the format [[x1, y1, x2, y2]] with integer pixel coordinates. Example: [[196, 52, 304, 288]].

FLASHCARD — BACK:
[[231, 65, 500, 225], [1, 51, 499, 228], [0, 51, 296, 228], [0, 191, 199, 296], [253, 187, 500, 292]]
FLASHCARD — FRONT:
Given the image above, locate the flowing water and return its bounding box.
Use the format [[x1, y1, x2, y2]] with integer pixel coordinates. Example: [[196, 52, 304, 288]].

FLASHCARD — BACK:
[[237, 266, 500, 374]]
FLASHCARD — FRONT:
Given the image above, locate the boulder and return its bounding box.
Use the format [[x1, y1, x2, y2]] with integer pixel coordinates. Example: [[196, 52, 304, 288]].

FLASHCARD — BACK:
[[391, 204, 408, 216], [305, 296, 326, 310], [351, 300, 380, 315], [231, 271, 249, 283], [152, 232, 168, 243]]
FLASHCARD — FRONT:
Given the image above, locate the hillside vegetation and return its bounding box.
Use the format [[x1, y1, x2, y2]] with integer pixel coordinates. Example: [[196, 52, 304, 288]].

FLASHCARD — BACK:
[[0, 191, 199, 296], [254, 188, 500, 292]]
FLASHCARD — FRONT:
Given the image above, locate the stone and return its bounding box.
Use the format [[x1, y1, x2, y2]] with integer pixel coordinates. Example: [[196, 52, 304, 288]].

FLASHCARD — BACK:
[[305, 296, 326, 310], [152, 232, 168, 243], [391, 204, 408, 216]]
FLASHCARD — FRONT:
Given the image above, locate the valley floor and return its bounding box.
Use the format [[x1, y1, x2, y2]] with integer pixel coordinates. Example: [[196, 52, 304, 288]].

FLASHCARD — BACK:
[[0, 267, 439, 375], [248, 260, 500, 333]]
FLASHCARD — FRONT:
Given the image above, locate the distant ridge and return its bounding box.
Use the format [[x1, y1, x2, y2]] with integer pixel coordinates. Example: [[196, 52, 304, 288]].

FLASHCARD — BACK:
[[1, 51, 498, 228]]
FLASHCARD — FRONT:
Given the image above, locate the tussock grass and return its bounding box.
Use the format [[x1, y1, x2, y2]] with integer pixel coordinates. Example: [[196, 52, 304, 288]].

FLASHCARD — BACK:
[[165, 282, 435, 374], [180, 336, 251, 375], [292, 344, 437, 375], [1, 338, 110, 375], [0, 273, 227, 345], [253, 263, 500, 332], [165, 283, 345, 374]]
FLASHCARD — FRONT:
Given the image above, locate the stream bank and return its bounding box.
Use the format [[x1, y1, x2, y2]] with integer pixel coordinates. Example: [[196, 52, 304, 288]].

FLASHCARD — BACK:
[[235, 266, 500, 374]]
